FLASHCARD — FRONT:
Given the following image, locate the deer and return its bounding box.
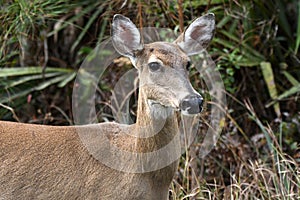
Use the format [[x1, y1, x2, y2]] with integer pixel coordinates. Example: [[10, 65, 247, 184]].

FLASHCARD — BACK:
[[0, 13, 215, 200]]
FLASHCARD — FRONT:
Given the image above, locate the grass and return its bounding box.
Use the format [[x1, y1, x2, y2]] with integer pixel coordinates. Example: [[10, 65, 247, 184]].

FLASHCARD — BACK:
[[169, 103, 300, 199]]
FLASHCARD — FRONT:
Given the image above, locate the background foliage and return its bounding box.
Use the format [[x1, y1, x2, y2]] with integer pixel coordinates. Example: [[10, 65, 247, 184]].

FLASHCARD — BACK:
[[0, 0, 299, 199]]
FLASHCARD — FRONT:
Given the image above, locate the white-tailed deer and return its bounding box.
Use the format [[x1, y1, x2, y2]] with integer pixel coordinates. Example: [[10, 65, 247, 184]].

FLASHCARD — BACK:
[[0, 13, 215, 200]]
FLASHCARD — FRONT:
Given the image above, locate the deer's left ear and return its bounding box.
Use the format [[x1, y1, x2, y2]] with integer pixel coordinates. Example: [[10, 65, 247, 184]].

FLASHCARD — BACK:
[[111, 14, 143, 59], [174, 13, 215, 56]]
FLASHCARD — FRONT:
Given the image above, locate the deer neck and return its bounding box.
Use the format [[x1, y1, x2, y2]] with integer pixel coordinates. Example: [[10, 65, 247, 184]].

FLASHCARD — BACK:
[[135, 87, 179, 148]]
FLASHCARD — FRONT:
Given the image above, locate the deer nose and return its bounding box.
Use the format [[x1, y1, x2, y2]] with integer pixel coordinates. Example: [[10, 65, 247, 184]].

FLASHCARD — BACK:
[[180, 95, 203, 115]]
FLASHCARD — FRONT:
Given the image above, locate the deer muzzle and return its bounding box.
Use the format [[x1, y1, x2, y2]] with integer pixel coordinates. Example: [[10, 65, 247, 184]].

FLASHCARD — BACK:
[[180, 94, 203, 115]]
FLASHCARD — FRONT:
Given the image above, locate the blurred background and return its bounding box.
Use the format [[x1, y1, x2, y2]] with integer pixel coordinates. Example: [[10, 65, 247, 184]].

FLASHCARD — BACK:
[[0, 0, 299, 199]]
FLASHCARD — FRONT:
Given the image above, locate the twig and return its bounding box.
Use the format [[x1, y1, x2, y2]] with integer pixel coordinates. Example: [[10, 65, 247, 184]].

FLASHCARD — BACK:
[[205, 0, 212, 12], [41, 29, 48, 79], [0, 103, 20, 122], [177, 0, 184, 33], [50, 104, 73, 125], [138, 0, 143, 43]]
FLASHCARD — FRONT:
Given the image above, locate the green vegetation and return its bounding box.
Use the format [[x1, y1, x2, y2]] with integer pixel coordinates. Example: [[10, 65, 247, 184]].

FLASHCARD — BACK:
[[0, 0, 299, 199]]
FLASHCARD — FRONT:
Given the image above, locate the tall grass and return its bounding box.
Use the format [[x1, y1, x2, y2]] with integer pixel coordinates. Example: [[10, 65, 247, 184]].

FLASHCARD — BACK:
[[169, 100, 299, 199]]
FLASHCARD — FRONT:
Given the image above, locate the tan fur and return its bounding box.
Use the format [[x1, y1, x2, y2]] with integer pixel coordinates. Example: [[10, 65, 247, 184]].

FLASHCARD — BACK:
[[0, 93, 178, 200], [0, 44, 185, 200]]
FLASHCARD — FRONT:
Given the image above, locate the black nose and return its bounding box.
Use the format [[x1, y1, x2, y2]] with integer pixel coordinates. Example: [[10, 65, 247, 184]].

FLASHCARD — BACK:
[[180, 95, 203, 115]]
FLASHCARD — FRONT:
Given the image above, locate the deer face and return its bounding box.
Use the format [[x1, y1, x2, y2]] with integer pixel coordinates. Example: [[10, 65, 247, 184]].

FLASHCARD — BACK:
[[112, 14, 215, 115]]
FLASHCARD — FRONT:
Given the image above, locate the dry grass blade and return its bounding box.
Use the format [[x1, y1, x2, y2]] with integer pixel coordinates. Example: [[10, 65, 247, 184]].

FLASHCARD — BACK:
[[0, 103, 20, 122]]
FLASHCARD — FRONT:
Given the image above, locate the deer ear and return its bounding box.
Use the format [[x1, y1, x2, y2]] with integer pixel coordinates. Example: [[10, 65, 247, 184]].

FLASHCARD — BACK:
[[112, 14, 143, 58], [174, 13, 215, 56]]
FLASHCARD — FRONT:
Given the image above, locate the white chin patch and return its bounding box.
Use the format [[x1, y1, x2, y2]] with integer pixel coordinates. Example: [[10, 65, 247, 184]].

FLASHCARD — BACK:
[[147, 100, 174, 119], [181, 107, 202, 116]]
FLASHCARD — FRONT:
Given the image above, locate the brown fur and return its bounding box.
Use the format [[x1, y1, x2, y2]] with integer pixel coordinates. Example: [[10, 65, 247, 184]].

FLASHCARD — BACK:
[[0, 42, 187, 199], [0, 81, 179, 200]]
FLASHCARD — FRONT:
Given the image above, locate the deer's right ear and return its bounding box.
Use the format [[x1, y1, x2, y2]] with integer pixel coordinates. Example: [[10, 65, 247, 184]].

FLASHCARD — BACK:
[[174, 13, 215, 56], [112, 14, 143, 59]]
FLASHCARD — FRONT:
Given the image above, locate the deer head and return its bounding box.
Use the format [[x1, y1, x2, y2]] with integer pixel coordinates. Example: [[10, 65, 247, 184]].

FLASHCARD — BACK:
[[111, 14, 215, 116]]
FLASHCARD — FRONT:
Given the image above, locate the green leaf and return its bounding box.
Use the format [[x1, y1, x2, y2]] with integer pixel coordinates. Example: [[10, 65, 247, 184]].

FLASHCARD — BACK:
[[216, 15, 231, 29], [277, 0, 292, 39], [58, 72, 76, 88], [277, 84, 300, 101], [4, 72, 62, 89], [34, 74, 68, 90], [295, 1, 300, 54], [267, 84, 300, 108], [219, 30, 265, 60], [0, 73, 72, 103], [260, 62, 281, 117], [70, 6, 104, 53], [282, 71, 300, 86], [0, 67, 73, 77], [47, 3, 96, 37]]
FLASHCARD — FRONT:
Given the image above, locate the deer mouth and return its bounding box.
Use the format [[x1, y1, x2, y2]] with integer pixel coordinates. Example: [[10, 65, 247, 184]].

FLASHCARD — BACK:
[[147, 94, 204, 115], [147, 94, 203, 116], [147, 99, 180, 111]]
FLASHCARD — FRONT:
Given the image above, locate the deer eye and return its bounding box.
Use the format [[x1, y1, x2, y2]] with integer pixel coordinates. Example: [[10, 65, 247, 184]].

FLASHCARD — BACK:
[[148, 62, 161, 72], [186, 61, 191, 71]]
